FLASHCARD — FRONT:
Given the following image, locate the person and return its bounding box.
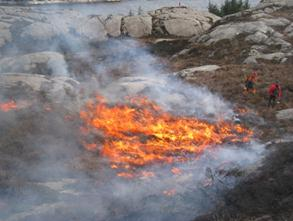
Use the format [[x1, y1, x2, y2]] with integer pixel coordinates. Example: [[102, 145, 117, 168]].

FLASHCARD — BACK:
[[244, 71, 258, 94], [233, 114, 241, 124], [268, 82, 282, 108]]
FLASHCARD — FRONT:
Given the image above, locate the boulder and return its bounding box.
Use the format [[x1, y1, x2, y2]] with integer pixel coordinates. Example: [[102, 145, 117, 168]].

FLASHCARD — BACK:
[[104, 15, 122, 37], [251, 12, 273, 19], [259, 0, 293, 6], [244, 51, 289, 64], [245, 31, 269, 44], [0, 52, 68, 76], [196, 17, 292, 59], [122, 15, 152, 38], [276, 108, 293, 120], [106, 76, 167, 96], [0, 22, 12, 48], [20, 21, 69, 41], [173, 65, 221, 79], [163, 18, 204, 37], [71, 16, 108, 42], [1, 6, 108, 47], [259, 17, 291, 28], [0, 73, 79, 105], [284, 23, 293, 37], [151, 7, 219, 37], [197, 21, 275, 45]]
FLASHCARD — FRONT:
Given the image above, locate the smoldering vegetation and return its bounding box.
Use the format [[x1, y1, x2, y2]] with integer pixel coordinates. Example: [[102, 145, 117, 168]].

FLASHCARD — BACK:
[[0, 5, 266, 221]]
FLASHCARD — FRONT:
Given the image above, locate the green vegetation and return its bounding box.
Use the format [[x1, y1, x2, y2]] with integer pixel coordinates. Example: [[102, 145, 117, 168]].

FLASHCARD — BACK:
[[208, 0, 250, 17]]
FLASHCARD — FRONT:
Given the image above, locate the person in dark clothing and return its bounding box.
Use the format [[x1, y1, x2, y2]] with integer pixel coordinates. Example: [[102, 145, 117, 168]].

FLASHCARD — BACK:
[[268, 82, 282, 108]]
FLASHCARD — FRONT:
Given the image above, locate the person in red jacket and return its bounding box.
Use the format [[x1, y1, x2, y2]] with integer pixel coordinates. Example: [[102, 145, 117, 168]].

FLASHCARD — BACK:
[[268, 82, 282, 108]]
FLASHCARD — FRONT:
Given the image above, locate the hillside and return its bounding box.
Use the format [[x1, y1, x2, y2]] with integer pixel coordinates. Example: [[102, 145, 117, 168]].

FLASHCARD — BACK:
[[0, 1, 292, 221], [148, 3, 293, 221]]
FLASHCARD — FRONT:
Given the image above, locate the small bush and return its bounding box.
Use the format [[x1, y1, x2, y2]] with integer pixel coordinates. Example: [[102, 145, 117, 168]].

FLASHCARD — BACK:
[[208, 0, 250, 17]]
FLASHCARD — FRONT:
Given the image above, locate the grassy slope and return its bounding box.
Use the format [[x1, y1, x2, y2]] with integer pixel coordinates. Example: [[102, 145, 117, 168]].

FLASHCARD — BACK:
[[146, 7, 293, 221]]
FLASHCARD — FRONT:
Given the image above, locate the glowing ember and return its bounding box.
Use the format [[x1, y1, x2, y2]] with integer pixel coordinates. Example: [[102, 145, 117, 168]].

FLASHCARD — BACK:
[[0, 101, 17, 112], [117, 172, 135, 179], [80, 95, 253, 174], [171, 167, 182, 175], [140, 171, 155, 178], [82, 142, 98, 151], [163, 189, 176, 197]]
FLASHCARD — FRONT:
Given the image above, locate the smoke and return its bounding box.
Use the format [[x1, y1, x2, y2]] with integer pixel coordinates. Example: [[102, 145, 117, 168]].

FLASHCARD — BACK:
[[0, 4, 265, 221]]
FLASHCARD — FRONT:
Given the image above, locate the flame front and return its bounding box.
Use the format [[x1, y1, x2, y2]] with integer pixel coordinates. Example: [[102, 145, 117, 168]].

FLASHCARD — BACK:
[[80, 95, 253, 174], [0, 101, 17, 112]]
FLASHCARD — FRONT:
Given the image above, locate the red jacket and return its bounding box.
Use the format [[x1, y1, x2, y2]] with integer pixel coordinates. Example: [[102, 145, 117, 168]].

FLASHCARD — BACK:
[[268, 83, 282, 97]]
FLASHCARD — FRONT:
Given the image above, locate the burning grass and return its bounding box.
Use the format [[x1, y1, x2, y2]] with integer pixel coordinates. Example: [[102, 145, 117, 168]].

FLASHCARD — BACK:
[[0, 101, 17, 112], [80, 95, 253, 177]]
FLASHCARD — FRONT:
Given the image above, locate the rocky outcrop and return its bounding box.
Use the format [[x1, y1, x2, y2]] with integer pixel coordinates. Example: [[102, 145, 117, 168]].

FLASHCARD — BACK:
[[243, 51, 290, 64], [173, 65, 221, 80], [20, 21, 69, 41], [106, 76, 167, 95], [20, 14, 107, 42], [151, 7, 219, 37], [0, 52, 68, 76], [187, 4, 293, 64], [0, 6, 219, 50], [197, 21, 276, 45], [284, 23, 293, 37], [104, 15, 122, 37], [0, 21, 11, 48], [259, 0, 293, 7], [122, 15, 152, 38], [73, 16, 108, 42], [276, 108, 293, 120], [0, 73, 79, 104]]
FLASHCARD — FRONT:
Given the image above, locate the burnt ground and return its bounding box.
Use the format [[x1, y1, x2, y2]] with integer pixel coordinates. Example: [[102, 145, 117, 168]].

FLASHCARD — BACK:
[[143, 8, 293, 221], [194, 141, 293, 221]]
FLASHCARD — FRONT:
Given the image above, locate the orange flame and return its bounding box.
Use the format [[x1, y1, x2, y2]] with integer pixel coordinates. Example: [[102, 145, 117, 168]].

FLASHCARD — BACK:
[[80, 95, 253, 175], [0, 100, 17, 112]]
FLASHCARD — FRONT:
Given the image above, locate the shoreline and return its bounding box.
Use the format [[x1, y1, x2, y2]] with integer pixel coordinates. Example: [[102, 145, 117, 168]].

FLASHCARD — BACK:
[[0, 0, 120, 6]]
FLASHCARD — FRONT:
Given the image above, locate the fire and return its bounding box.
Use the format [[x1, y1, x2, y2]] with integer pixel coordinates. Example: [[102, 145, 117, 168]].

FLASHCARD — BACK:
[[140, 171, 155, 178], [117, 172, 135, 179], [82, 142, 98, 151], [80, 95, 253, 175], [163, 189, 176, 197], [171, 167, 182, 175], [0, 100, 17, 112]]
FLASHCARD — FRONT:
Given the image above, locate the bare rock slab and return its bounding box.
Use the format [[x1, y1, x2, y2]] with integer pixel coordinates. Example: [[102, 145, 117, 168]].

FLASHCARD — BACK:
[[276, 108, 293, 120], [122, 15, 152, 38]]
